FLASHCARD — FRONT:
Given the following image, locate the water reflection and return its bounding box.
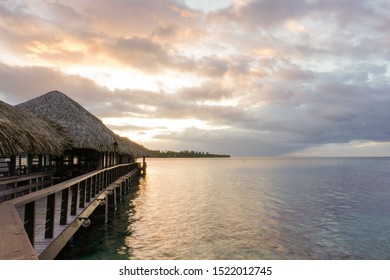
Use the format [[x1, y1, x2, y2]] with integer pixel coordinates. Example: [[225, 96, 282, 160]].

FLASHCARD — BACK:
[[58, 157, 390, 260]]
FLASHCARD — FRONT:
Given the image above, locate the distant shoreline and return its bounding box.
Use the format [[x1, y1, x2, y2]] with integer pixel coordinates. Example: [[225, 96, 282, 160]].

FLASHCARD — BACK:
[[147, 149, 230, 158]]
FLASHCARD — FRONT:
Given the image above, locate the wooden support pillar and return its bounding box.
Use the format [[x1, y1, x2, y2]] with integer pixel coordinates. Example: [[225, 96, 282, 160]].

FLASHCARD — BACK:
[[142, 157, 147, 176], [60, 188, 69, 225], [113, 187, 117, 210], [27, 154, 33, 174], [104, 196, 108, 223], [45, 194, 55, 238], [70, 184, 78, 216], [39, 156, 43, 172], [123, 180, 127, 195], [91, 176, 96, 198], [24, 201, 35, 246], [79, 180, 85, 208], [95, 173, 100, 193], [121, 180, 126, 196], [107, 189, 116, 211], [85, 178, 91, 203], [10, 155, 16, 176], [115, 184, 121, 202]]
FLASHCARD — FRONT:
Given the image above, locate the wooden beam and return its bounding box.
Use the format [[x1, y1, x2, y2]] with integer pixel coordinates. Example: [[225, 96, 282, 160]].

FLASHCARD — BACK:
[[45, 194, 56, 238], [0, 202, 38, 260]]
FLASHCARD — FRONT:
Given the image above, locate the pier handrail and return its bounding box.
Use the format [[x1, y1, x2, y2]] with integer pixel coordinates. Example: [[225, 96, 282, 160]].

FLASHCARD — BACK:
[[0, 162, 140, 260], [0, 171, 53, 185], [10, 163, 136, 208], [0, 171, 54, 201]]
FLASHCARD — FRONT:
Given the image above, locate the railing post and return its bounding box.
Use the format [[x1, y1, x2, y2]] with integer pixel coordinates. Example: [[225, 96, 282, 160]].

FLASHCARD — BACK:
[[97, 173, 101, 193], [24, 201, 35, 246], [45, 193, 55, 238], [79, 180, 85, 208], [12, 182, 16, 199], [60, 188, 69, 225], [85, 178, 91, 203], [103, 170, 107, 189], [91, 176, 96, 198], [70, 184, 78, 216]]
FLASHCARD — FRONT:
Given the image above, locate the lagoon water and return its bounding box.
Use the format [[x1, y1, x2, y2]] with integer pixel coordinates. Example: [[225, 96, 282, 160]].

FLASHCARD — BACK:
[[58, 157, 390, 260]]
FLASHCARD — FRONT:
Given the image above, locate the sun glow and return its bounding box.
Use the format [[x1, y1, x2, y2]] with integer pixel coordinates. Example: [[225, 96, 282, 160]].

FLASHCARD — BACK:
[[63, 66, 203, 92], [103, 117, 230, 142]]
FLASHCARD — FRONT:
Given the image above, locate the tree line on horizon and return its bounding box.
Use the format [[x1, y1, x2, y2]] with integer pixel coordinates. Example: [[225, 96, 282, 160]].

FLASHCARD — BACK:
[[147, 149, 230, 158]]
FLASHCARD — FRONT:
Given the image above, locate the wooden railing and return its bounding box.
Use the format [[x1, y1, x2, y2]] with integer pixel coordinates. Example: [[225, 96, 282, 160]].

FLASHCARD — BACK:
[[0, 162, 140, 260], [0, 172, 54, 202]]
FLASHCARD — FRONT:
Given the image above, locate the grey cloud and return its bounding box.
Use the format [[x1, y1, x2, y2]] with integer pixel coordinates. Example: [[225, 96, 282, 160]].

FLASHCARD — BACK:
[[107, 36, 231, 77], [0, 62, 108, 107], [179, 81, 232, 101], [196, 56, 229, 77], [216, 0, 309, 28], [1, 0, 390, 156], [1, 61, 389, 156], [110, 37, 174, 73], [277, 65, 315, 81]]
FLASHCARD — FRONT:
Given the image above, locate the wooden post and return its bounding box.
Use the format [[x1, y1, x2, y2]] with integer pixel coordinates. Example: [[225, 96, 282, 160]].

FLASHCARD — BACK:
[[97, 173, 102, 193], [79, 180, 85, 208], [104, 196, 108, 223], [10, 156, 16, 176], [107, 188, 115, 211], [27, 154, 32, 174], [85, 177, 91, 203], [91, 175, 96, 198], [39, 156, 43, 172], [113, 187, 117, 211], [60, 188, 69, 225], [45, 194, 55, 238], [24, 201, 35, 246], [70, 184, 78, 216], [142, 157, 146, 176]]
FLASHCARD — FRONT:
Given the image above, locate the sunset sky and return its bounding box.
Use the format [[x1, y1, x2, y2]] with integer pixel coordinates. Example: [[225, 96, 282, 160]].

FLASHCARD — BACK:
[[1, 0, 390, 156]]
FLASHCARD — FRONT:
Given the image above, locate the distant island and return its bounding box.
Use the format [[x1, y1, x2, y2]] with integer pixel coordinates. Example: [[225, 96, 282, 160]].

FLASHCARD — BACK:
[[148, 149, 230, 158]]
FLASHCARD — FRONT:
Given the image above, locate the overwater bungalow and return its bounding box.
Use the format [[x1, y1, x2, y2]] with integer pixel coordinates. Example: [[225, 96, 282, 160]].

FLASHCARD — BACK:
[[0, 99, 69, 201], [1, 90, 148, 201], [0, 91, 147, 259], [17, 91, 148, 180]]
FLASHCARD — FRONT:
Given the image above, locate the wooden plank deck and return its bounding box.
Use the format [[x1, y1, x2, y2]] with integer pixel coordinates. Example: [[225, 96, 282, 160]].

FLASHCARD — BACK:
[[1, 164, 140, 260], [16, 191, 95, 256]]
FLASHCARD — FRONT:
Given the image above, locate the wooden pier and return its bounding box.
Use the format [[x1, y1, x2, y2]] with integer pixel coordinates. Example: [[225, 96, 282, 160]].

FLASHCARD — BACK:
[[0, 162, 142, 260]]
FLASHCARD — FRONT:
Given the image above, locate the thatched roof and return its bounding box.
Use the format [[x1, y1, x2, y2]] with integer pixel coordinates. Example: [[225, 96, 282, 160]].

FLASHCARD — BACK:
[[17, 91, 148, 157], [117, 136, 149, 158], [0, 100, 68, 156]]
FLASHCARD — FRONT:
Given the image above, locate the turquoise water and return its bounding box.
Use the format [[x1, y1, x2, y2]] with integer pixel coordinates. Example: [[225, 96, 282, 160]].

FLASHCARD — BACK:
[[57, 157, 390, 260]]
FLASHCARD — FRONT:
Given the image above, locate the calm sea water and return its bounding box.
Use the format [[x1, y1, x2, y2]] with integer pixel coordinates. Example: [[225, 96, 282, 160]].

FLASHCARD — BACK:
[[58, 157, 390, 260]]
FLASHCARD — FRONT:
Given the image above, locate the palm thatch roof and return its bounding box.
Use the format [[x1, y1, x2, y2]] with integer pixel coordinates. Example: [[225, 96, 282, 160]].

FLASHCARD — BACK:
[[0, 100, 68, 156], [17, 91, 148, 157], [118, 136, 149, 158]]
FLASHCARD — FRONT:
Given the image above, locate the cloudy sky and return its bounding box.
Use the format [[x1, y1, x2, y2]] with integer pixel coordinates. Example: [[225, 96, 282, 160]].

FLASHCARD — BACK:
[[1, 0, 390, 156]]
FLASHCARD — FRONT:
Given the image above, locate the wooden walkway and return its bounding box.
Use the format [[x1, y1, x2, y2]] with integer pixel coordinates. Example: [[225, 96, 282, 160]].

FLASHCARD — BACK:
[[16, 191, 91, 256], [0, 163, 141, 260]]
